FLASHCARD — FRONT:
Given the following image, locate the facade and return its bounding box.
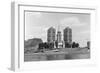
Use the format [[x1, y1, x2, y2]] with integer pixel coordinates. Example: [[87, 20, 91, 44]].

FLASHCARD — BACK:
[[63, 27, 72, 44], [47, 27, 56, 43]]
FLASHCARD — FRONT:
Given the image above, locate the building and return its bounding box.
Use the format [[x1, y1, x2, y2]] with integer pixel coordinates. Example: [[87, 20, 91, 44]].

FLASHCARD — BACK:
[[47, 26, 72, 48], [87, 41, 90, 49], [56, 31, 63, 48], [47, 27, 56, 43], [57, 31, 62, 43], [63, 27, 72, 44], [56, 28, 64, 48]]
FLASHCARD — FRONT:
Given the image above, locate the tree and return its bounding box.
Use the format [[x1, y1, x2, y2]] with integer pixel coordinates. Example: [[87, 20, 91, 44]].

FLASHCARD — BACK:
[[72, 42, 76, 48], [72, 42, 79, 48], [75, 43, 79, 48], [38, 43, 44, 51], [55, 41, 58, 48], [65, 42, 71, 48], [24, 38, 43, 48]]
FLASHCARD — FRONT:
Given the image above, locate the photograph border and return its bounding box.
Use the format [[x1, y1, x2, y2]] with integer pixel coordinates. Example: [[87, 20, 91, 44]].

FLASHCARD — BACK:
[[11, 2, 97, 71]]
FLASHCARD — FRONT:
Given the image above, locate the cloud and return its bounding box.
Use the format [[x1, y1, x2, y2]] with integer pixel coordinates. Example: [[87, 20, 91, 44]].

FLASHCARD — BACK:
[[80, 30, 90, 34], [60, 17, 86, 27], [25, 25, 47, 41], [26, 12, 42, 18]]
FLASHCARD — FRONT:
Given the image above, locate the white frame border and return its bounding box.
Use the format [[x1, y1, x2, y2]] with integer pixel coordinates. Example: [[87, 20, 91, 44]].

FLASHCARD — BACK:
[[11, 2, 97, 71]]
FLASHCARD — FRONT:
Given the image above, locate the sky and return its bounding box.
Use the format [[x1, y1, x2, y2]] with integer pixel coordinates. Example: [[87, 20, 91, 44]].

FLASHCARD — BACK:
[[25, 11, 90, 47]]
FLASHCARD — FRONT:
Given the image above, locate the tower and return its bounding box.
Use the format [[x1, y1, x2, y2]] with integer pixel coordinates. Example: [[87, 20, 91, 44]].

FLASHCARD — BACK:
[[63, 27, 72, 44], [57, 31, 62, 43], [56, 25, 63, 48], [47, 27, 56, 43], [56, 25, 62, 43]]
